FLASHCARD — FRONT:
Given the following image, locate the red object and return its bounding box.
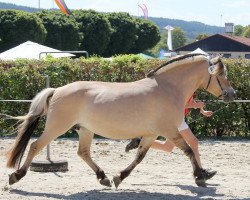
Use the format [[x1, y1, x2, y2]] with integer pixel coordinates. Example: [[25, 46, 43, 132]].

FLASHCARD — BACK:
[[138, 4, 148, 19], [54, 0, 71, 16], [184, 95, 194, 116]]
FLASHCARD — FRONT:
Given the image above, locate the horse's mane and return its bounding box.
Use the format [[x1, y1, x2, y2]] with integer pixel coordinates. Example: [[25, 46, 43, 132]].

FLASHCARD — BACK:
[[147, 53, 208, 77]]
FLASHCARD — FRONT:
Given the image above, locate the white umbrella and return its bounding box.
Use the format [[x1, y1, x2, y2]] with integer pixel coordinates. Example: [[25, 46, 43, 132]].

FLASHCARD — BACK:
[[0, 41, 75, 60], [189, 48, 208, 55]]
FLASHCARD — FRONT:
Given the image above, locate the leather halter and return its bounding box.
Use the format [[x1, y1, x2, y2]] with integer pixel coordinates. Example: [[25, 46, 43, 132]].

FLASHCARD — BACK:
[[205, 60, 225, 98]]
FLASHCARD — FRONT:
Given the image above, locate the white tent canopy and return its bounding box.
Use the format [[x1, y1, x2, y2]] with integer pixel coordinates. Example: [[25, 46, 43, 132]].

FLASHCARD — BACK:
[[189, 48, 208, 55], [0, 41, 75, 60]]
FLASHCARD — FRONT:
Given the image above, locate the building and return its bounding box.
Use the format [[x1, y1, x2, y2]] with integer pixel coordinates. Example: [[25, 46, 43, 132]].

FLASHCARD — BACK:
[[175, 34, 250, 59]]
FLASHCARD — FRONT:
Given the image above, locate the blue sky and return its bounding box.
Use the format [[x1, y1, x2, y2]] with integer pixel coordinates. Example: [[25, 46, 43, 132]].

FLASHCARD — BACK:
[[0, 0, 249, 26]]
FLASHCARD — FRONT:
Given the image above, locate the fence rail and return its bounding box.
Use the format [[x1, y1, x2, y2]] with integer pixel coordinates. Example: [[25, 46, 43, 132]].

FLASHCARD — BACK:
[[0, 100, 32, 102], [1, 100, 249, 103]]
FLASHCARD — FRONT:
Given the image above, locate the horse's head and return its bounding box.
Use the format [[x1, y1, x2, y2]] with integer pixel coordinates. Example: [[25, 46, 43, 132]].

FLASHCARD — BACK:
[[203, 56, 236, 102]]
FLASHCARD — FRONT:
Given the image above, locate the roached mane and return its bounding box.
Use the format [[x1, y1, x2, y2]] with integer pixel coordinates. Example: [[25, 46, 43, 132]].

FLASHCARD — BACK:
[[147, 53, 208, 77]]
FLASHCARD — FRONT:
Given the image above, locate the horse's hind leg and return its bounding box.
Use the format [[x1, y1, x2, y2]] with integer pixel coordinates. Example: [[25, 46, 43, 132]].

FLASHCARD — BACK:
[[76, 127, 111, 187], [113, 135, 157, 188], [9, 130, 64, 185], [9, 115, 74, 185], [171, 134, 206, 187]]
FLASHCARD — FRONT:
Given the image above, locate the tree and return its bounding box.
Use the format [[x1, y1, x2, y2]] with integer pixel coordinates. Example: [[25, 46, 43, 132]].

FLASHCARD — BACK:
[[104, 12, 137, 56], [73, 10, 112, 55], [172, 27, 186, 49], [243, 26, 250, 38], [37, 10, 80, 51], [196, 33, 209, 41], [0, 10, 46, 52], [129, 18, 160, 54], [234, 25, 244, 36]]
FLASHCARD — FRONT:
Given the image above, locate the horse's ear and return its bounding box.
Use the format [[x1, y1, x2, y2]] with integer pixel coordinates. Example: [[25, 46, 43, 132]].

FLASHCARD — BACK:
[[210, 56, 221, 64]]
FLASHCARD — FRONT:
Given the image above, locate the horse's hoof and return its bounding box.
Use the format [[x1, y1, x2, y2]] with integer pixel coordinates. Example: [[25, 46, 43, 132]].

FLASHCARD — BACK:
[[100, 178, 112, 187], [113, 175, 122, 189], [195, 178, 207, 187], [9, 173, 18, 185]]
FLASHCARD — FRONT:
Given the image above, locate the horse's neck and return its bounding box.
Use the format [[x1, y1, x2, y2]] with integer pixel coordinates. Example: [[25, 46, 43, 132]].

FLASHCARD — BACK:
[[157, 61, 207, 104]]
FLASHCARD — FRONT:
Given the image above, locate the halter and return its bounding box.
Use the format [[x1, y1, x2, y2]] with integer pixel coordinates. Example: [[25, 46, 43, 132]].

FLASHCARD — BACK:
[[205, 60, 226, 99]]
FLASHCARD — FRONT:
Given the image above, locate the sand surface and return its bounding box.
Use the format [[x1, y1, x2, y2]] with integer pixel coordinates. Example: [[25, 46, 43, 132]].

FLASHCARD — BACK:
[[0, 138, 249, 200]]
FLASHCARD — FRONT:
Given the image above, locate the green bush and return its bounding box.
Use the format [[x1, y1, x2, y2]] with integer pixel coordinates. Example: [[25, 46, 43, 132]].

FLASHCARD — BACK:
[[0, 56, 249, 138]]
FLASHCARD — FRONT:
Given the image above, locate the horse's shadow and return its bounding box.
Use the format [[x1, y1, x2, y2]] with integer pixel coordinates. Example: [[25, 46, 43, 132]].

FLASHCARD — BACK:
[[9, 184, 231, 200]]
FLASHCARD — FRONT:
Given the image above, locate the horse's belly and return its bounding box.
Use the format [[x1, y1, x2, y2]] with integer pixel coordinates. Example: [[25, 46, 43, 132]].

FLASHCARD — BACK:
[[82, 116, 149, 139], [80, 103, 151, 139], [76, 89, 178, 139]]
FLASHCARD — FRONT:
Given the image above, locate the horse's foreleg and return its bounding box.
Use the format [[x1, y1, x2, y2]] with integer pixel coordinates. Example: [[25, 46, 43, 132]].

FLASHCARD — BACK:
[[171, 134, 206, 187], [77, 127, 111, 187], [113, 135, 157, 188]]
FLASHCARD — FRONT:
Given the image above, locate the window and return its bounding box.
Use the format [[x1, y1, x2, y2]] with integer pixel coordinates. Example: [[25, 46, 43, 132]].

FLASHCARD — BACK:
[[245, 54, 250, 59], [223, 54, 231, 58]]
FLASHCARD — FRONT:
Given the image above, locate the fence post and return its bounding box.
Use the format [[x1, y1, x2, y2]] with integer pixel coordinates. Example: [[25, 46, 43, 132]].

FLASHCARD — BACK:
[[45, 75, 51, 161], [30, 75, 68, 172]]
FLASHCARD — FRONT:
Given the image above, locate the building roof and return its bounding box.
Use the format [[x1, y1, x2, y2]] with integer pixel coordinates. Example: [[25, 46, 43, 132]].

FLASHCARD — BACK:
[[222, 34, 250, 46], [175, 34, 250, 52]]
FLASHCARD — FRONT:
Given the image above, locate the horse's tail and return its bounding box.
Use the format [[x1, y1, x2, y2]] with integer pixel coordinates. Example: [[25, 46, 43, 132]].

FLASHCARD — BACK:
[[6, 88, 55, 169]]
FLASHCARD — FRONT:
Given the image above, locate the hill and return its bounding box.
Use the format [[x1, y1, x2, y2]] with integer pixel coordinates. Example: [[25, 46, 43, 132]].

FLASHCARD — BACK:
[[0, 2, 38, 12], [149, 17, 224, 39], [0, 2, 224, 39]]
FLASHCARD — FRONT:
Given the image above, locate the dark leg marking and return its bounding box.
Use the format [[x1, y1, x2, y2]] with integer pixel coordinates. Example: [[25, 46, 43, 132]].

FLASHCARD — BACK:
[[96, 169, 111, 187], [96, 169, 106, 180], [172, 135, 206, 187], [9, 169, 27, 185], [120, 150, 147, 181]]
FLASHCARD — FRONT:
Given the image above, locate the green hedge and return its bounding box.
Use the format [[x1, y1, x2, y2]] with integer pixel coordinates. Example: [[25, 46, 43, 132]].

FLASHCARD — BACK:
[[0, 56, 249, 138]]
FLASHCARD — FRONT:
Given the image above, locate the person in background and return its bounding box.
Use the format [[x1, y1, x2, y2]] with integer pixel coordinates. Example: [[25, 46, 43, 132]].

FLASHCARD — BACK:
[[125, 95, 217, 180]]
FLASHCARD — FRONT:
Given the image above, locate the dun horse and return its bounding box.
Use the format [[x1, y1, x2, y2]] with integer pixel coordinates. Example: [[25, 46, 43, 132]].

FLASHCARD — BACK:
[[4, 54, 236, 188]]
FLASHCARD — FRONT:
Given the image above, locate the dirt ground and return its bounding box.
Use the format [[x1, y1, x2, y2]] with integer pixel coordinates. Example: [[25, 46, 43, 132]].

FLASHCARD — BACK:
[[0, 138, 249, 200]]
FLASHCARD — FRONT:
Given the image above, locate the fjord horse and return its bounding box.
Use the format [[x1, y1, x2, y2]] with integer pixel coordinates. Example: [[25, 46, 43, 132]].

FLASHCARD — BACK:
[[5, 54, 236, 188]]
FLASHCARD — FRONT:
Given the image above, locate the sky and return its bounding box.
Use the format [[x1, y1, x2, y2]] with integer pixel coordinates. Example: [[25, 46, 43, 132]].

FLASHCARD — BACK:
[[0, 0, 249, 26]]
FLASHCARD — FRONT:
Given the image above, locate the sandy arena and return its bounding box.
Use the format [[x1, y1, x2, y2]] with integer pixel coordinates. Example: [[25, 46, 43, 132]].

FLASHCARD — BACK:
[[0, 138, 249, 200]]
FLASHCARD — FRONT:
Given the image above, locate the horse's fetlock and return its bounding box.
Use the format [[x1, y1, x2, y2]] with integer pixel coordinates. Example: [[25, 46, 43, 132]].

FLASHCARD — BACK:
[[17, 168, 27, 177], [96, 169, 106, 180], [120, 170, 130, 181]]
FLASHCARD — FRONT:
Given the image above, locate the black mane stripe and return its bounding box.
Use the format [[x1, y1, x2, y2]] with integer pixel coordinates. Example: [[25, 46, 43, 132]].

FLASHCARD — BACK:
[[147, 53, 207, 77]]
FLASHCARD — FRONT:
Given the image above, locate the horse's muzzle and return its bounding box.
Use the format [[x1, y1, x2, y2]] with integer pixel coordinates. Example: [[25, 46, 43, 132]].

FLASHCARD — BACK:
[[222, 88, 236, 102]]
